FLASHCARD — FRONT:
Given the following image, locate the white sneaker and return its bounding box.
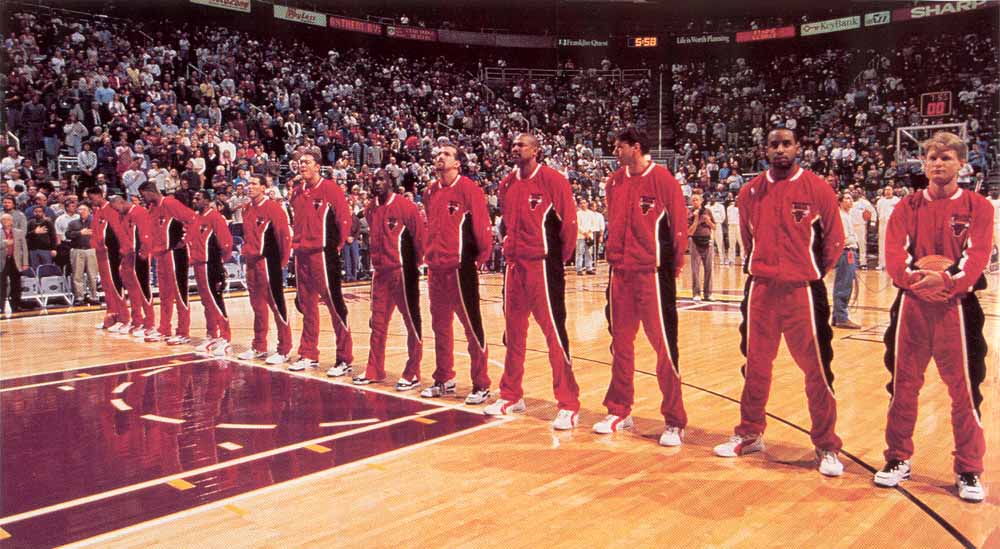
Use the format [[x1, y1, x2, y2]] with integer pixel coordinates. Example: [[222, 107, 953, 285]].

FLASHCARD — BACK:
[[107, 322, 127, 333], [395, 376, 420, 391], [552, 409, 579, 430], [464, 387, 491, 405], [288, 357, 319, 371], [237, 348, 268, 361], [194, 338, 216, 352], [873, 459, 911, 487], [95, 322, 108, 330], [131, 326, 147, 337], [593, 414, 634, 434], [115, 324, 136, 335], [957, 473, 985, 502], [483, 398, 526, 416], [211, 341, 232, 357], [420, 380, 456, 398], [326, 361, 352, 377], [144, 330, 164, 342], [659, 426, 684, 447], [817, 449, 844, 477], [713, 434, 765, 457], [166, 335, 191, 346], [692, 295, 702, 302], [264, 353, 288, 365]]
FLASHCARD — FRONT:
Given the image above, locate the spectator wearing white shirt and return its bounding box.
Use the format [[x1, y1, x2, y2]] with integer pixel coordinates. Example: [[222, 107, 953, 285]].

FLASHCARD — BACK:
[[589, 201, 606, 262], [575, 199, 596, 275], [707, 197, 726, 261], [849, 190, 876, 269], [53, 200, 79, 242], [725, 199, 740, 265], [832, 194, 860, 329], [875, 186, 900, 270]]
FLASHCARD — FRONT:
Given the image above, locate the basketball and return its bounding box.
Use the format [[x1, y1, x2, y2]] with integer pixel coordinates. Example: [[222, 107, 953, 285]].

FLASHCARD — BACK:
[[915, 254, 953, 271]]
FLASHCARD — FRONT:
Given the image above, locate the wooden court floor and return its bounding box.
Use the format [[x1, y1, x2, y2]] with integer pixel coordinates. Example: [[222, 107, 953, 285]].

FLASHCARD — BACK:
[[1, 261, 998, 548]]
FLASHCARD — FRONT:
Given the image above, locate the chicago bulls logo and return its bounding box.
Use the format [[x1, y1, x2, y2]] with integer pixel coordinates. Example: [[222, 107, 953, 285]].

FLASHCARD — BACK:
[[256, 216, 266, 227], [639, 195, 655, 215], [791, 202, 811, 223], [447, 201, 461, 215], [159, 216, 167, 225], [528, 193, 543, 211], [200, 224, 210, 234], [312, 198, 322, 210], [387, 217, 398, 230], [950, 214, 971, 237]]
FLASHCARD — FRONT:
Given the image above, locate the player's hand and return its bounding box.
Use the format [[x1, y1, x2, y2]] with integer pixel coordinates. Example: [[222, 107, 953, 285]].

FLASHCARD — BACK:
[[911, 270, 949, 302]]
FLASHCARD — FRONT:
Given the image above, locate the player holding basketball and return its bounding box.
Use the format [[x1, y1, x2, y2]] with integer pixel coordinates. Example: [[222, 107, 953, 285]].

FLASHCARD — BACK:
[[236, 175, 294, 364], [287, 147, 354, 375], [421, 143, 493, 404], [351, 169, 426, 389], [714, 127, 847, 477], [875, 132, 993, 502], [594, 128, 689, 444], [483, 133, 581, 429], [186, 191, 234, 356]]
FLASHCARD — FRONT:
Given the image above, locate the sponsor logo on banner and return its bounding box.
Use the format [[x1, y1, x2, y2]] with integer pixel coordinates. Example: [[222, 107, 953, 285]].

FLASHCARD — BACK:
[[800, 15, 860, 36], [386, 25, 438, 42], [864, 11, 891, 26], [735, 25, 796, 43], [274, 5, 326, 27], [893, 1, 990, 21], [558, 38, 609, 47], [190, 0, 250, 13], [675, 34, 731, 45], [328, 15, 382, 35]]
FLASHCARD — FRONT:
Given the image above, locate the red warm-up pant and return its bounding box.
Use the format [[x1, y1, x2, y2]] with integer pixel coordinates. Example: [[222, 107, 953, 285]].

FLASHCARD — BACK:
[[882, 292, 987, 473], [246, 256, 292, 356], [500, 258, 579, 411], [737, 277, 842, 452], [294, 248, 353, 363], [365, 268, 422, 381], [119, 253, 154, 330], [193, 261, 230, 341], [604, 267, 685, 426], [427, 264, 490, 389], [155, 248, 190, 338], [96, 248, 129, 327]]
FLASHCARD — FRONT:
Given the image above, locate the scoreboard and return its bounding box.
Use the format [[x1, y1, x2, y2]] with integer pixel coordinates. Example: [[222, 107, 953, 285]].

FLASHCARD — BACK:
[[627, 36, 658, 48], [920, 91, 952, 117]]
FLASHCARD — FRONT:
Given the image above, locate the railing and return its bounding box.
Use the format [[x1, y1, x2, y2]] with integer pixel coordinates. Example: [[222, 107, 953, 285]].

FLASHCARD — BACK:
[[5, 132, 19, 151], [483, 67, 651, 85]]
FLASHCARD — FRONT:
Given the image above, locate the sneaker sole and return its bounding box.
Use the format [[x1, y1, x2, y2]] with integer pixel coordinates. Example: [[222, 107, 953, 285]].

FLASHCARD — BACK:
[[874, 474, 910, 488]]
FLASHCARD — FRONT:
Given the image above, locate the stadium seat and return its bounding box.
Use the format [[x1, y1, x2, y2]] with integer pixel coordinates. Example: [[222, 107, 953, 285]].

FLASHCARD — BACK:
[[36, 264, 73, 306]]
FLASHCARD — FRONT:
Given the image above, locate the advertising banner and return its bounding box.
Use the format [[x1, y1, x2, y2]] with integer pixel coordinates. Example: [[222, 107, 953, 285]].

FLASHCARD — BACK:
[[864, 11, 891, 26], [328, 15, 383, 36], [735, 25, 796, 43], [892, 1, 991, 21], [675, 34, 732, 46], [386, 25, 438, 42], [190, 0, 250, 13], [800, 15, 860, 36], [557, 38, 610, 47], [274, 5, 326, 27]]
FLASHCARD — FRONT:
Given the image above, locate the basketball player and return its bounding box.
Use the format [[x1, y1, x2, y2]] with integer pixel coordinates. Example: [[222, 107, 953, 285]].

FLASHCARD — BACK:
[[989, 189, 999, 270], [186, 191, 234, 356], [110, 196, 155, 339], [352, 169, 426, 389], [714, 127, 846, 477], [483, 133, 581, 429], [875, 132, 993, 502], [236, 175, 293, 364], [421, 143, 492, 403], [287, 147, 354, 374], [85, 187, 129, 332], [593, 128, 688, 444], [139, 181, 197, 344]]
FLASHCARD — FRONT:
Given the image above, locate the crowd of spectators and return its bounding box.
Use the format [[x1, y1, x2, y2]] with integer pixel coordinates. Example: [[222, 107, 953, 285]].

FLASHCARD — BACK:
[[670, 29, 998, 205], [1, 8, 996, 313]]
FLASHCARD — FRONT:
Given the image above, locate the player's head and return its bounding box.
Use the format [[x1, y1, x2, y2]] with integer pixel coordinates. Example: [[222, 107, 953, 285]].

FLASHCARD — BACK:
[[921, 132, 966, 186], [511, 133, 541, 166], [247, 175, 266, 200], [373, 168, 391, 197], [434, 143, 465, 176], [192, 190, 209, 212], [85, 186, 106, 205], [138, 181, 161, 204], [108, 195, 128, 213], [614, 127, 649, 155], [293, 147, 323, 180], [765, 127, 799, 170]]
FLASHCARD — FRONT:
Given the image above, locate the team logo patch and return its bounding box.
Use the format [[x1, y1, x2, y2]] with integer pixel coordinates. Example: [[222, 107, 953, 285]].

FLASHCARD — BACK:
[[791, 202, 811, 223], [312, 198, 323, 210], [447, 201, 461, 215], [639, 195, 656, 215], [950, 214, 971, 237], [528, 193, 543, 210], [159, 216, 167, 225], [387, 217, 398, 230], [200, 224, 210, 234], [256, 216, 266, 227]]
